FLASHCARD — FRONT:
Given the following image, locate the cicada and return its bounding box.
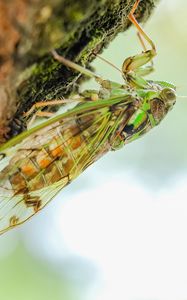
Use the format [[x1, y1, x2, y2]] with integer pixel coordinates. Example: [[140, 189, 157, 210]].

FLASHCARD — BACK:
[[0, 0, 176, 234]]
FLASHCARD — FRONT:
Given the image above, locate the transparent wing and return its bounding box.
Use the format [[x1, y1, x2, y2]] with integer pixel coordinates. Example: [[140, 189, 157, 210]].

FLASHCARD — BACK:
[[0, 177, 69, 235], [0, 99, 122, 234]]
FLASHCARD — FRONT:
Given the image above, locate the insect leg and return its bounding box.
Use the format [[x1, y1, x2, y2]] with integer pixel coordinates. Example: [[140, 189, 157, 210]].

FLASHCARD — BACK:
[[128, 0, 156, 52], [134, 31, 154, 77], [24, 98, 86, 118], [24, 100, 66, 118], [52, 50, 103, 81], [24, 99, 72, 128], [24, 97, 88, 128], [51, 50, 115, 93], [122, 0, 156, 85]]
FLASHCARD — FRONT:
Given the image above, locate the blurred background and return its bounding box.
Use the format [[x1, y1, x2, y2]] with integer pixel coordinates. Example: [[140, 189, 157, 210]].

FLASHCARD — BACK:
[[1, 1, 187, 299]]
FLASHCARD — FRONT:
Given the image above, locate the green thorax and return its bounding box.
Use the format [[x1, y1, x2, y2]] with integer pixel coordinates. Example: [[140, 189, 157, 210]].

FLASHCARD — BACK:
[[107, 79, 176, 150]]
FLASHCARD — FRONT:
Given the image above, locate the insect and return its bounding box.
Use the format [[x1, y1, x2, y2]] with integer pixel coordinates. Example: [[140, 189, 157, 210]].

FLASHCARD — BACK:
[[0, 0, 176, 234]]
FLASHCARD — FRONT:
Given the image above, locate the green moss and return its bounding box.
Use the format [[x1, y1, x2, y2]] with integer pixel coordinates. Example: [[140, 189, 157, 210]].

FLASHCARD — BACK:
[[79, 35, 103, 64]]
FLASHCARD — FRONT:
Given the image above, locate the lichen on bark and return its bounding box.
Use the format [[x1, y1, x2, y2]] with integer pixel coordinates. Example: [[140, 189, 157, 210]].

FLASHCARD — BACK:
[[0, 0, 159, 142]]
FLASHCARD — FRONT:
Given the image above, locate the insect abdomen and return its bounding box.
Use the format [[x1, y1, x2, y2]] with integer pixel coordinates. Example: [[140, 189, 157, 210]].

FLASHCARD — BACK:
[[8, 114, 102, 195]]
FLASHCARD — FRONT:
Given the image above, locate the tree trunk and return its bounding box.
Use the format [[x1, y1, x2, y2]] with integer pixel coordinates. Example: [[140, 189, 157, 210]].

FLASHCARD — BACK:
[[0, 0, 159, 143]]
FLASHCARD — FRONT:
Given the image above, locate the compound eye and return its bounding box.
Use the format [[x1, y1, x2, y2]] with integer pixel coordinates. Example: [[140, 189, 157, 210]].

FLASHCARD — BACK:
[[150, 98, 165, 123], [160, 88, 176, 104]]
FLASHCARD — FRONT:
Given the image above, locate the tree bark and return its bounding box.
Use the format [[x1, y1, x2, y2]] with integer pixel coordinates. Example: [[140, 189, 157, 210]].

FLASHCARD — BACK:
[[0, 0, 159, 143]]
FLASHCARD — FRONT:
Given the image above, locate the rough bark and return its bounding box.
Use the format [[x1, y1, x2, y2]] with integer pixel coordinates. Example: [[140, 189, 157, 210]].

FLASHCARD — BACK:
[[0, 0, 159, 143]]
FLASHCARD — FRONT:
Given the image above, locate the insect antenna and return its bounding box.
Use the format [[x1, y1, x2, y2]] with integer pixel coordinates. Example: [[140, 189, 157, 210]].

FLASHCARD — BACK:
[[92, 52, 123, 74], [177, 95, 187, 99]]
